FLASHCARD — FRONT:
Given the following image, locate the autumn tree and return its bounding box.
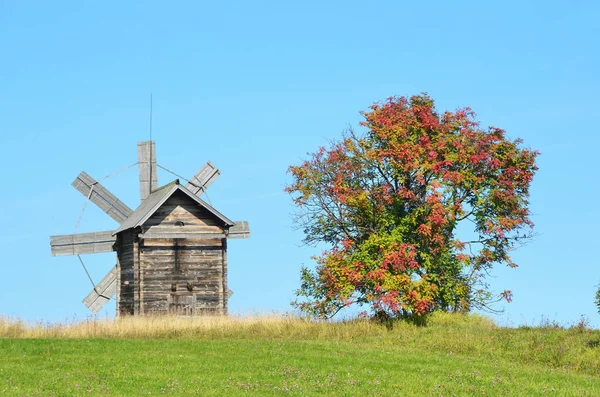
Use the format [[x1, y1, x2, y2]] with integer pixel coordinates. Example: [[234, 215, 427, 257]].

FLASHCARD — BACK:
[[594, 284, 600, 314], [286, 94, 539, 319]]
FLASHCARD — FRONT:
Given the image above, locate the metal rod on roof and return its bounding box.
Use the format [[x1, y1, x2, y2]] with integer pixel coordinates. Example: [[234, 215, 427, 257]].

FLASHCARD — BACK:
[[149, 93, 153, 141]]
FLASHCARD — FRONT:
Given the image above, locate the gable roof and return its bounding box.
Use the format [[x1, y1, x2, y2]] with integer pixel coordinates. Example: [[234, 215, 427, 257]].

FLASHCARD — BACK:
[[113, 180, 234, 235]]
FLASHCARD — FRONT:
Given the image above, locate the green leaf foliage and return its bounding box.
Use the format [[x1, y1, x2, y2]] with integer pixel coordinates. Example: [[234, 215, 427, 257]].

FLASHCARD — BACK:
[[286, 94, 539, 319]]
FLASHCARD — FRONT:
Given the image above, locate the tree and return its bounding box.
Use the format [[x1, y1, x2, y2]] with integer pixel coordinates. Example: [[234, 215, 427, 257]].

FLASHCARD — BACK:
[[286, 94, 539, 319], [595, 284, 600, 315]]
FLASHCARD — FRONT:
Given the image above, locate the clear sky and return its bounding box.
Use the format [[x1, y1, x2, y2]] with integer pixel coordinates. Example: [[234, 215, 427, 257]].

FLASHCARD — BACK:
[[1, 1, 599, 327]]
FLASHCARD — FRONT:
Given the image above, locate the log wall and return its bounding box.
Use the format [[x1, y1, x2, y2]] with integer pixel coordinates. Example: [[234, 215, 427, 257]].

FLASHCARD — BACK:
[[139, 237, 226, 315], [118, 191, 228, 316], [117, 229, 136, 315]]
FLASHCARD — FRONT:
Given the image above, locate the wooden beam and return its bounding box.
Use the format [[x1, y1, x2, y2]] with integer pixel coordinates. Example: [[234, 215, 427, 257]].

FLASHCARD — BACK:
[[50, 230, 117, 256], [137, 222, 249, 240], [138, 233, 227, 240], [83, 266, 118, 314], [229, 221, 250, 239], [72, 171, 133, 224], [185, 161, 220, 195], [137, 141, 158, 201]]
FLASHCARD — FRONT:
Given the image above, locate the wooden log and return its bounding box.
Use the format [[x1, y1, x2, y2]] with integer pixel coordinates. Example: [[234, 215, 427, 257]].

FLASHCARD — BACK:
[[139, 233, 227, 239]]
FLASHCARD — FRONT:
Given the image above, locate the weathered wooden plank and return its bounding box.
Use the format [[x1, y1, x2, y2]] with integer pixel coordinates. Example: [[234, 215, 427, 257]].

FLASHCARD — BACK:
[[229, 221, 250, 239], [51, 230, 115, 245], [144, 289, 221, 296], [140, 238, 222, 247], [117, 229, 135, 316], [137, 141, 158, 201], [72, 171, 133, 224], [139, 233, 227, 239], [144, 284, 221, 294], [133, 232, 141, 315], [141, 263, 222, 271], [185, 161, 220, 195], [141, 269, 222, 277], [222, 237, 228, 313], [143, 218, 220, 228], [141, 256, 222, 265], [72, 241, 115, 255], [142, 227, 225, 237], [139, 261, 222, 269], [50, 230, 117, 256], [144, 223, 222, 232], [143, 278, 222, 285], [141, 268, 222, 276], [198, 306, 221, 311], [196, 298, 221, 303], [142, 194, 225, 235], [82, 266, 118, 314], [140, 249, 222, 257], [83, 266, 117, 307], [142, 278, 223, 285]]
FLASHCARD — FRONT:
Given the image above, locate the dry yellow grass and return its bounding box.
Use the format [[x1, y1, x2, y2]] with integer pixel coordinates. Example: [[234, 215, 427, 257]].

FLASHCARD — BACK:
[[0, 311, 500, 340], [0, 313, 391, 340]]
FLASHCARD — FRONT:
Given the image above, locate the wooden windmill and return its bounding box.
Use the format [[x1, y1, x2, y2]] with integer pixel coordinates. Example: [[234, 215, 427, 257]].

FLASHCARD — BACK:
[[50, 141, 250, 315]]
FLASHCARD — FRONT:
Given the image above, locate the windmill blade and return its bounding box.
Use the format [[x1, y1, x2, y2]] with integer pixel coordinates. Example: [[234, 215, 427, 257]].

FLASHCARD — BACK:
[[137, 141, 158, 201], [50, 230, 117, 256], [83, 265, 118, 314], [185, 161, 220, 195], [72, 171, 133, 224], [228, 221, 250, 239]]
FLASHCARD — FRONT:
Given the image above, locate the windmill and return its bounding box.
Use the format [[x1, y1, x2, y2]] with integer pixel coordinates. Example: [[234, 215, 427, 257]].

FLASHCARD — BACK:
[[50, 141, 250, 315]]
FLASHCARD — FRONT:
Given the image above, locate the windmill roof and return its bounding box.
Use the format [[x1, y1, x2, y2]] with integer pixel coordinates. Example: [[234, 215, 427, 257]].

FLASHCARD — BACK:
[[113, 180, 234, 235]]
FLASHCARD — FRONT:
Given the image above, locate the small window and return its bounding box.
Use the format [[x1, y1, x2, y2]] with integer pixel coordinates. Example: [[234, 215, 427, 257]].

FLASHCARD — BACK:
[[174, 221, 185, 227]]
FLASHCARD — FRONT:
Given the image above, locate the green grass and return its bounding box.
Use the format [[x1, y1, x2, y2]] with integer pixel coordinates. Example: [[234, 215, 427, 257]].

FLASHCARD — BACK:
[[1, 313, 600, 396]]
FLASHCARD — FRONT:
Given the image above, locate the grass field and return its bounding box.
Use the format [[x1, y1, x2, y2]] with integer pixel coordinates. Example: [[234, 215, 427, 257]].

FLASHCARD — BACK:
[[1, 313, 599, 396]]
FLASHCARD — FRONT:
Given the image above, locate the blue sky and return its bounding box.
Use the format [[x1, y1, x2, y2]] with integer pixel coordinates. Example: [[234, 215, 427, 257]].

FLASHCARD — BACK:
[[1, 1, 599, 327]]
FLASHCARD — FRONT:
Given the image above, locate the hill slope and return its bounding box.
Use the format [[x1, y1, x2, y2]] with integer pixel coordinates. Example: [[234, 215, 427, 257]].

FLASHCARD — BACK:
[[1, 313, 599, 396]]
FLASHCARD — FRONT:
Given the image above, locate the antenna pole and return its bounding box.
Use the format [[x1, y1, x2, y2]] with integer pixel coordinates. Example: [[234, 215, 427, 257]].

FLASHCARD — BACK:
[[150, 93, 153, 141], [149, 93, 154, 197]]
